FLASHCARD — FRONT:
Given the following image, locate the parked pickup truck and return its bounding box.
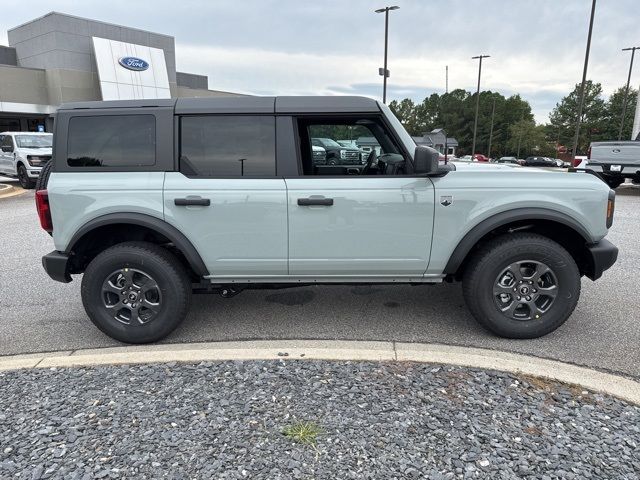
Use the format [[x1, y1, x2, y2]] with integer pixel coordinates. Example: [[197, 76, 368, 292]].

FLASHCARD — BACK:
[[0, 132, 53, 188], [587, 134, 640, 188], [36, 96, 618, 344]]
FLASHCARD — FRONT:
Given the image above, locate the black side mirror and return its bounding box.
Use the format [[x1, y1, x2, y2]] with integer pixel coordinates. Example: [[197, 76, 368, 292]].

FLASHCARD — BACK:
[[413, 145, 440, 174], [1, 146, 13, 153]]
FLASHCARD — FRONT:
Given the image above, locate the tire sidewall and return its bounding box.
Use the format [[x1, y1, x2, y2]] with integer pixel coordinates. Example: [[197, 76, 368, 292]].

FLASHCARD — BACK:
[[472, 242, 580, 338], [82, 248, 187, 343]]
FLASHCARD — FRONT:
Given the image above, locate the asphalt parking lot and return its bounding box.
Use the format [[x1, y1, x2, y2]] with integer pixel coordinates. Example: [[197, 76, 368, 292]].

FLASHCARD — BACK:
[[1, 177, 639, 378]]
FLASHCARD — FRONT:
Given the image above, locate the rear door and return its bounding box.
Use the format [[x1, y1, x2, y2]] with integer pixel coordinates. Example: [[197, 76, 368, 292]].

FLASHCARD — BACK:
[[163, 114, 288, 279]]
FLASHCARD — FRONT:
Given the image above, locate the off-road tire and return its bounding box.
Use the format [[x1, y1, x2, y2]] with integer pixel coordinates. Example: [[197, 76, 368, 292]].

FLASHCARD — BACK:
[[81, 241, 192, 344], [462, 233, 581, 339], [35, 160, 53, 191], [18, 164, 35, 189]]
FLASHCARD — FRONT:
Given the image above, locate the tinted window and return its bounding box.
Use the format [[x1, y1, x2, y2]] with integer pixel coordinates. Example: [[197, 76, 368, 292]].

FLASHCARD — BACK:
[[67, 115, 155, 167], [180, 116, 275, 176], [1, 135, 13, 149]]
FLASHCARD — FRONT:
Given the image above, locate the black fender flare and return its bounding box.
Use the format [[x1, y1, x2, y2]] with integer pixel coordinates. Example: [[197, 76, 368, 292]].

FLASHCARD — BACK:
[[443, 207, 593, 275], [65, 213, 208, 277]]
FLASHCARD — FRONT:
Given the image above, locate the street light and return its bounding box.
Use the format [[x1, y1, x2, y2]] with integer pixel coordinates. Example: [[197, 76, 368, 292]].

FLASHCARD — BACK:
[[375, 5, 399, 103], [571, 0, 596, 158], [470, 54, 490, 160], [619, 46, 640, 140]]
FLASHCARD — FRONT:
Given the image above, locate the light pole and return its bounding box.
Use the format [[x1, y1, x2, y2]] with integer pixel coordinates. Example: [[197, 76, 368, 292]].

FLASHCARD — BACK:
[[375, 5, 399, 103], [471, 54, 490, 159], [571, 0, 596, 158], [619, 46, 640, 140], [487, 97, 496, 158]]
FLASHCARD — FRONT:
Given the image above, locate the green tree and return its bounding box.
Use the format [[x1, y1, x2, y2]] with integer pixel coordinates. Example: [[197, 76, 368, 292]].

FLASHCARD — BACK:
[[598, 86, 638, 141], [548, 80, 606, 155], [506, 119, 551, 157]]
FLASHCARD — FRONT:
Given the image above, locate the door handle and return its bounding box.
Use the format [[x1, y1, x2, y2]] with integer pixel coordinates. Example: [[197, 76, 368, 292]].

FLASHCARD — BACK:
[[174, 197, 210, 206], [297, 197, 334, 206]]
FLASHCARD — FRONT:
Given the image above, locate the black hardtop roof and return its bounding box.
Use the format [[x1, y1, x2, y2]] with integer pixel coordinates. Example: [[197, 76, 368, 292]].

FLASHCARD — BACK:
[[58, 96, 382, 114]]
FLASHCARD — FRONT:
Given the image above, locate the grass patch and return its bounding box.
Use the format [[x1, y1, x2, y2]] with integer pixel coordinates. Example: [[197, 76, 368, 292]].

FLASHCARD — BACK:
[[282, 421, 323, 446]]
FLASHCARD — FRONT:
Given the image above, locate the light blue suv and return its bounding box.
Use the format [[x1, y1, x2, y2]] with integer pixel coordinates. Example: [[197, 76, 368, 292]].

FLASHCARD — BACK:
[[36, 96, 618, 343]]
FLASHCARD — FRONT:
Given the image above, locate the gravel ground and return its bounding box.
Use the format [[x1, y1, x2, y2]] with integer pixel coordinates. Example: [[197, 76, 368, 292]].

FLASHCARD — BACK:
[[0, 361, 638, 479]]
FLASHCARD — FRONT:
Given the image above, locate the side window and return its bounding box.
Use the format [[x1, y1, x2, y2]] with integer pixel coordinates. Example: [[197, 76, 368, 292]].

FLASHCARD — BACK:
[[296, 117, 408, 176], [67, 115, 155, 167], [1, 135, 13, 151], [180, 116, 275, 177]]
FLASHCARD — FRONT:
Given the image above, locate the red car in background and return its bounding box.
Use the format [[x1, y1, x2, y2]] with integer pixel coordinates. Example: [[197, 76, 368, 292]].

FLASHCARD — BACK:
[[473, 154, 490, 162]]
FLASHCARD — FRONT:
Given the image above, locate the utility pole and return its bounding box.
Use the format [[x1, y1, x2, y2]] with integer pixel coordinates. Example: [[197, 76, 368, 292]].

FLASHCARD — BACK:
[[571, 0, 596, 158], [487, 97, 496, 158], [619, 46, 639, 140], [375, 6, 399, 103], [446, 65, 448, 94], [471, 54, 490, 160]]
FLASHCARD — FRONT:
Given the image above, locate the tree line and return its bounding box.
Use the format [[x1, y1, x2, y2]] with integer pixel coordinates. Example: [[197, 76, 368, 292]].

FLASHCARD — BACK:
[[388, 82, 638, 158]]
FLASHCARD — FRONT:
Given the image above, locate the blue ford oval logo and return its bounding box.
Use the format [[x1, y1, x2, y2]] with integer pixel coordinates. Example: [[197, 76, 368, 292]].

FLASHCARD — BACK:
[[118, 57, 149, 71]]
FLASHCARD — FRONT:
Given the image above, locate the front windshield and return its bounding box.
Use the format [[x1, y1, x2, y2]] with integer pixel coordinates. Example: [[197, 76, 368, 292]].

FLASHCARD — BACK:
[[15, 135, 52, 149], [379, 103, 416, 157]]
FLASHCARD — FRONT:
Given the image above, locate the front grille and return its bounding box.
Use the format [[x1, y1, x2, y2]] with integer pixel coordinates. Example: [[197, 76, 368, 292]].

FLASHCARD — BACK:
[[313, 150, 326, 165], [343, 151, 361, 163]]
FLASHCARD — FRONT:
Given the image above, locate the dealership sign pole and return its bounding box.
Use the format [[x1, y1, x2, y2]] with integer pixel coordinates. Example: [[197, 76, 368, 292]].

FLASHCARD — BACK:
[[619, 46, 639, 140]]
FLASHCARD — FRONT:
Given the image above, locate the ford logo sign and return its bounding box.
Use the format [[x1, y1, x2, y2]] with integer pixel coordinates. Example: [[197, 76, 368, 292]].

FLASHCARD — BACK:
[[118, 57, 149, 71]]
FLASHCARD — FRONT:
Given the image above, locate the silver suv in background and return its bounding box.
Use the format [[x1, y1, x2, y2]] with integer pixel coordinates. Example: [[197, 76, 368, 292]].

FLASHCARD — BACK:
[[0, 132, 53, 189]]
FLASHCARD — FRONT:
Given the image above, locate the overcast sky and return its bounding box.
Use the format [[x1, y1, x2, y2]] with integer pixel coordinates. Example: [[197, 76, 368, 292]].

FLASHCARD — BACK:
[[1, 0, 638, 122]]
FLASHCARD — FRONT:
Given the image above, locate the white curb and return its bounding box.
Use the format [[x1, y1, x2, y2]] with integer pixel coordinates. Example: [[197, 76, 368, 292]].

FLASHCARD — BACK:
[[0, 340, 638, 405]]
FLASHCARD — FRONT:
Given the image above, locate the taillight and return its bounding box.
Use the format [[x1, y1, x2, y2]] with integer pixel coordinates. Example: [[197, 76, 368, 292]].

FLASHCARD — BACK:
[[606, 189, 615, 229], [35, 190, 53, 233], [572, 157, 581, 168]]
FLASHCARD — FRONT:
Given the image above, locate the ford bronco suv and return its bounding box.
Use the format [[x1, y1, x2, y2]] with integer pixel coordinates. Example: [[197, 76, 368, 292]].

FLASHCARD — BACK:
[[36, 96, 618, 344]]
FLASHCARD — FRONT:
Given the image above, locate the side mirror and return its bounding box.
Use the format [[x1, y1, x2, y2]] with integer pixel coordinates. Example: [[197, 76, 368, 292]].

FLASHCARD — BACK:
[[1, 146, 13, 153], [413, 145, 440, 174]]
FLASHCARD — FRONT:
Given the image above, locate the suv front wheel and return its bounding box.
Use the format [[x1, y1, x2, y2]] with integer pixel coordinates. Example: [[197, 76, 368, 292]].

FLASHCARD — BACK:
[[462, 233, 581, 339], [81, 241, 192, 343]]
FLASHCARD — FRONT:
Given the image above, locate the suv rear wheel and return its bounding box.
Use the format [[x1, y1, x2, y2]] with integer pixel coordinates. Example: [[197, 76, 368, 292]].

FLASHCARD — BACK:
[[81, 241, 192, 343], [462, 233, 581, 339]]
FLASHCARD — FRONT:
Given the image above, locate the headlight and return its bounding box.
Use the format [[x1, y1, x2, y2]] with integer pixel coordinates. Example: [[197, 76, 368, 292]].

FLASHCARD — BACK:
[[27, 155, 45, 166], [340, 149, 346, 159]]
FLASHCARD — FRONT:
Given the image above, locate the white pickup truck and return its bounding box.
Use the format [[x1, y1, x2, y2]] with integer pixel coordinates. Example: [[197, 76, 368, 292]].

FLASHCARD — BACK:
[[587, 133, 640, 188]]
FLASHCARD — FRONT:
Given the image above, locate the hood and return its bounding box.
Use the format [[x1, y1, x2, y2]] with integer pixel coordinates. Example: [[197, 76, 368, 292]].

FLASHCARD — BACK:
[[451, 161, 559, 174], [17, 147, 52, 156]]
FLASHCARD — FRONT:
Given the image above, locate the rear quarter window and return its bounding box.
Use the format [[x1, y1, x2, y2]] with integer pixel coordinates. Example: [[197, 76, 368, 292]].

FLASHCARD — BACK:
[[67, 115, 156, 167]]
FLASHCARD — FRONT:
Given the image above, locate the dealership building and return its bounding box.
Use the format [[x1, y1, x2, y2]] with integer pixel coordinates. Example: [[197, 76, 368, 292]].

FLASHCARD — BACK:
[[0, 12, 243, 132]]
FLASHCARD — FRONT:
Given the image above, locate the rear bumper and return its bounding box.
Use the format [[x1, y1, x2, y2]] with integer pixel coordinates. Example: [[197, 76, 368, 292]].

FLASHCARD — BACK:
[[584, 239, 618, 281], [42, 251, 72, 283], [587, 163, 640, 177]]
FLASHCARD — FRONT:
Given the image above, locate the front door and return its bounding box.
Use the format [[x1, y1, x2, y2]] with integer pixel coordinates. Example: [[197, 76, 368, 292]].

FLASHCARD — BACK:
[[0, 135, 13, 174], [285, 116, 435, 278], [163, 115, 288, 279]]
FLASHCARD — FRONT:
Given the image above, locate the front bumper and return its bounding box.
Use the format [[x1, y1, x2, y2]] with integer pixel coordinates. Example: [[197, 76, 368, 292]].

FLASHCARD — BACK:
[[584, 239, 618, 281], [42, 251, 72, 283]]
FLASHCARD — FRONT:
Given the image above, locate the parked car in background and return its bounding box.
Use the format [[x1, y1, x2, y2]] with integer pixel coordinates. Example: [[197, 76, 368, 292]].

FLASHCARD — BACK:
[[586, 137, 640, 188], [312, 137, 363, 165], [572, 155, 588, 169], [312, 145, 327, 165], [473, 154, 490, 162], [0, 132, 53, 189], [495, 156, 520, 165], [522, 156, 556, 167]]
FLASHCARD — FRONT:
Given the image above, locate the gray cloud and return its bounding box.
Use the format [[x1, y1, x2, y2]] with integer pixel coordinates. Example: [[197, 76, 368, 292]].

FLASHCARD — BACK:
[[1, 0, 638, 122]]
